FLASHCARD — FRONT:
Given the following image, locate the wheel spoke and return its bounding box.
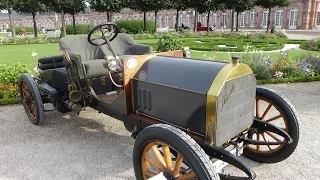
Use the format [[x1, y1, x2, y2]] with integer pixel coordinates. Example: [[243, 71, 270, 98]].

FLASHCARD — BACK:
[[256, 133, 260, 151], [261, 133, 272, 150], [265, 131, 282, 142], [151, 145, 166, 167], [256, 99, 260, 118], [176, 171, 196, 180], [163, 145, 173, 170], [173, 154, 183, 177], [144, 170, 158, 178], [145, 154, 166, 172], [265, 114, 283, 123], [261, 103, 272, 120]]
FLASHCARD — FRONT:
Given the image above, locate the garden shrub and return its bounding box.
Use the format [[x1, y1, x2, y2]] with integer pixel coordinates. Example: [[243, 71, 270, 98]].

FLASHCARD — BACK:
[[65, 24, 95, 35], [0, 97, 20, 105], [0, 63, 30, 84], [115, 20, 156, 34], [156, 34, 182, 52], [300, 38, 320, 51], [7, 27, 35, 35]]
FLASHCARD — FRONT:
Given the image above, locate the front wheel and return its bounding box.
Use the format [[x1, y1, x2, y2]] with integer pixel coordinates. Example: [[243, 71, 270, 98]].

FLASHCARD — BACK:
[[133, 124, 220, 180], [19, 74, 45, 125], [243, 87, 300, 163]]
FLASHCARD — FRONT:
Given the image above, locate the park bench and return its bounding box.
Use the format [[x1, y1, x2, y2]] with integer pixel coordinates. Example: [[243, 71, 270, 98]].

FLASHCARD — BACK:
[[45, 30, 61, 40]]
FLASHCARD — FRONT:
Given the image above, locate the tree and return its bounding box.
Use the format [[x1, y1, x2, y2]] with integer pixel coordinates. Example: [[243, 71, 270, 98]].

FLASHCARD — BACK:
[[185, 0, 209, 31], [40, 0, 73, 37], [198, 0, 223, 32], [234, 0, 255, 31], [149, 0, 171, 33], [168, 0, 188, 31], [127, 0, 152, 32], [64, 0, 86, 35], [90, 0, 124, 23], [0, 0, 16, 37], [255, 0, 290, 32], [12, 0, 47, 38]]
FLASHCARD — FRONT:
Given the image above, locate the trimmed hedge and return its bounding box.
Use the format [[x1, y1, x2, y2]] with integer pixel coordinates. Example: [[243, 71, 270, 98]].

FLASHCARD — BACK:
[[0, 97, 20, 106], [7, 26, 35, 34], [115, 20, 156, 34], [65, 24, 95, 35]]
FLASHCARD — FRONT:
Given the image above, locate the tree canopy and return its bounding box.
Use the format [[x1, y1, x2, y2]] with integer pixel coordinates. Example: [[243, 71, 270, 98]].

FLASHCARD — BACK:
[[12, 0, 47, 38]]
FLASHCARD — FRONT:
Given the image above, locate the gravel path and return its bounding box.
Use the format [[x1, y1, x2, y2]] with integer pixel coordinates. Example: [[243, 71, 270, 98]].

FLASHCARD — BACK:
[[0, 82, 319, 180]]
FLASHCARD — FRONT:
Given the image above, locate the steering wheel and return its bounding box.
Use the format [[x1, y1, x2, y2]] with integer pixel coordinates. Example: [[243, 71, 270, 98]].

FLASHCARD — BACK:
[[87, 23, 119, 46]]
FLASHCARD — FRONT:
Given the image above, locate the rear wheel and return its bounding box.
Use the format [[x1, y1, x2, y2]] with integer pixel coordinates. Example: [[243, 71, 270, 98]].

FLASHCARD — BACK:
[[133, 124, 220, 180], [243, 87, 300, 163], [19, 74, 45, 125]]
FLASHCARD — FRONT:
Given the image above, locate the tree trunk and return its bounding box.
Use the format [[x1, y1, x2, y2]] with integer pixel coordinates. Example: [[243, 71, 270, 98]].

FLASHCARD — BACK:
[[109, 12, 113, 22], [175, 9, 179, 31], [72, 14, 76, 35], [107, 12, 110, 22], [194, 7, 198, 32], [231, 6, 235, 32], [266, 7, 271, 33], [32, 12, 38, 38], [143, 11, 146, 32], [154, 10, 158, 33], [206, 11, 210, 32], [61, 9, 66, 37], [7, 9, 16, 37], [236, 12, 239, 32]]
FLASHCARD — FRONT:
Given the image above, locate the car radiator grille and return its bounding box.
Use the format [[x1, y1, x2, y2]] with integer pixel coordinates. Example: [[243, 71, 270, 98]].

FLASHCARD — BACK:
[[215, 73, 256, 147]]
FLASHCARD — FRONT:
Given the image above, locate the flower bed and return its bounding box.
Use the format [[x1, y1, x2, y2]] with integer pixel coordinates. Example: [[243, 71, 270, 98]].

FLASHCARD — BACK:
[[0, 63, 31, 106], [240, 51, 320, 83]]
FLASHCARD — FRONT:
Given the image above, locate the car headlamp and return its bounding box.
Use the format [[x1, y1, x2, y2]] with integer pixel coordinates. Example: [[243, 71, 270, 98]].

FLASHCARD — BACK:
[[104, 56, 118, 71], [183, 47, 191, 58]]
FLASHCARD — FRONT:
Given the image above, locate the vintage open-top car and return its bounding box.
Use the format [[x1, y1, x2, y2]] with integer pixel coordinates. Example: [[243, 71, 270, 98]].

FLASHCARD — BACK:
[[19, 23, 300, 180]]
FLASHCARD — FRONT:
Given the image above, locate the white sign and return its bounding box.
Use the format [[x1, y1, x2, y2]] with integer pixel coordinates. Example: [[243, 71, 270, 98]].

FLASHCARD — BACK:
[[127, 58, 137, 69]]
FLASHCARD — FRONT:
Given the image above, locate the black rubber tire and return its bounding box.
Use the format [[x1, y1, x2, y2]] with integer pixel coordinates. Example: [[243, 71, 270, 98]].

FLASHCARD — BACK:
[[243, 87, 300, 163], [133, 124, 220, 180], [19, 74, 45, 125]]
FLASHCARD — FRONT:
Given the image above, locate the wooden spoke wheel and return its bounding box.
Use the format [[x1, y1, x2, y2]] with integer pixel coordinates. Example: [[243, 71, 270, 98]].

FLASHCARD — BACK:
[[19, 74, 45, 125], [243, 87, 300, 163], [133, 124, 220, 180]]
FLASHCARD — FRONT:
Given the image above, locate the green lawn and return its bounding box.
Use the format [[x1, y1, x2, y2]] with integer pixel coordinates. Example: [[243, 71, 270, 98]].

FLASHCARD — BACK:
[[0, 43, 60, 68], [1, 43, 320, 68]]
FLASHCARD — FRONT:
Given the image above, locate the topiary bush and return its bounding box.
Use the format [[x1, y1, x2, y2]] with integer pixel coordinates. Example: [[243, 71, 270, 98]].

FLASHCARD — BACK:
[[65, 24, 95, 35], [156, 34, 182, 52], [115, 20, 156, 34]]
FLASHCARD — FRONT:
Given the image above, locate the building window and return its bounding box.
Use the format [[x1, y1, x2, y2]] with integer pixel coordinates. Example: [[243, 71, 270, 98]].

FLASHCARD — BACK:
[[262, 9, 269, 28], [249, 10, 255, 27], [159, 16, 162, 28], [317, 4, 320, 26], [179, 15, 183, 26], [213, 13, 217, 26], [289, 6, 298, 28], [240, 12, 246, 27], [275, 8, 284, 28], [186, 14, 190, 27], [165, 15, 169, 27], [233, 12, 236, 27], [198, 14, 202, 24], [173, 16, 176, 27]]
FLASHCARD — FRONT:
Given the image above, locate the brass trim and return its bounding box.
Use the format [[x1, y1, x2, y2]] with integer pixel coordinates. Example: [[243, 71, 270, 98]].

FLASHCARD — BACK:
[[205, 63, 254, 145]]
